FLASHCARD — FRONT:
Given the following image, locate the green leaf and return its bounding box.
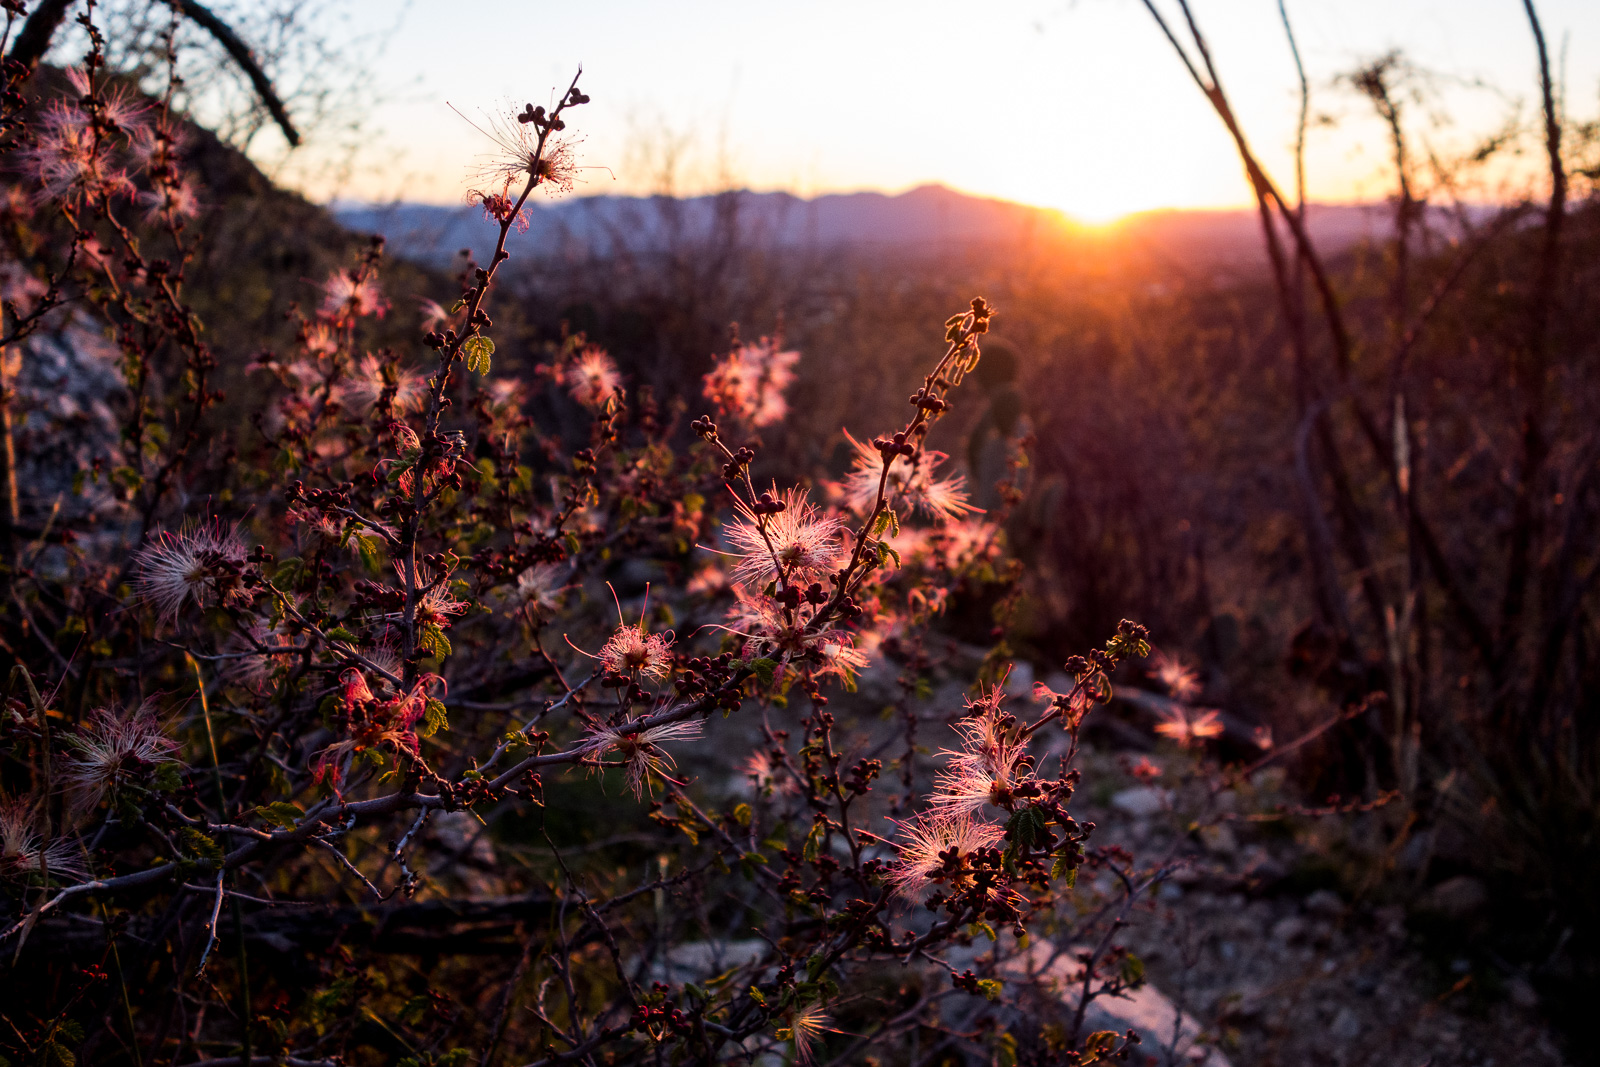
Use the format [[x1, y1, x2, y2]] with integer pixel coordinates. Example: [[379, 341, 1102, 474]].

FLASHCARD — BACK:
[[418, 697, 449, 738], [748, 657, 777, 686], [179, 827, 223, 862], [1081, 1031, 1118, 1063], [420, 622, 453, 659], [733, 802, 752, 826], [325, 626, 357, 643], [356, 534, 383, 573], [1003, 805, 1048, 871], [1120, 953, 1145, 987], [256, 801, 304, 829], [976, 979, 1003, 1002], [802, 820, 824, 862], [399, 995, 431, 1024], [273, 557, 305, 587], [463, 335, 495, 374]]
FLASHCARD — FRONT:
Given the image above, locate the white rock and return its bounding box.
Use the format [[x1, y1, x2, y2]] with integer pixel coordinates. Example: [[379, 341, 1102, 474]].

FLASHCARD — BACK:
[[1303, 889, 1345, 918], [1004, 660, 1036, 698], [1330, 1006, 1362, 1039], [644, 938, 768, 986], [1198, 823, 1237, 856], [949, 941, 1232, 1067], [1112, 786, 1172, 818]]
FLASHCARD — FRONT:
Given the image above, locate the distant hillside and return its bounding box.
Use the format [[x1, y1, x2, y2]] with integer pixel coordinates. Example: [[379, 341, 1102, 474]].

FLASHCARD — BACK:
[[333, 184, 1467, 268]]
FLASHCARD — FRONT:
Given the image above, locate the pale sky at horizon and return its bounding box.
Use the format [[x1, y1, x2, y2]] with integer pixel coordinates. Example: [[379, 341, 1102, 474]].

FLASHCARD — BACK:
[[264, 0, 1599, 224]]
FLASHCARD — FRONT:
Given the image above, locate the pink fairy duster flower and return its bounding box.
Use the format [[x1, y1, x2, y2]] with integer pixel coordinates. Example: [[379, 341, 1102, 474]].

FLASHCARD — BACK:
[[882, 526, 932, 570], [815, 636, 871, 684], [509, 563, 568, 616], [564, 345, 622, 408], [138, 178, 199, 223], [60, 703, 180, 808], [296, 321, 341, 360], [1127, 756, 1164, 781], [225, 617, 299, 692], [132, 520, 247, 621], [485, 377, 527, 412], [0, 803, 86, 881], [781, 1002, 836, 1065], [744, 750, 798, 796], [312, 672, 444, 787], [929, 689, 1030, 814], [1154, 706, 1225, 747], [685, 565, 728, 596], [724, 487, 844, 591], [1149, 649, 1201, 704], [321, 270, 387, 318], [341, 668, 376, 705], [932, 518, 1000, 570], [584, 715, 703, 798], [418, 298, 456, 332], [887, 811, 1006, 901], [721, 588, 851, 667], [397, 562, 469, 628], [454, 100, 582, 196], [129, 118, 185, 172], [702, 338, 799, 427], [598, 621, 675, 681], [468, 188, 533, 231], [338, 353, 428, 415], [64, 68, 146, 135], [835, 430, 977, 523], [20, 97, 135, 205]]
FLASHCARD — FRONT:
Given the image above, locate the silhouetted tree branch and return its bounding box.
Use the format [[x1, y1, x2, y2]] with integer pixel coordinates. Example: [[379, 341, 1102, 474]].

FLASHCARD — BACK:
[[8, 0, 300, 146]]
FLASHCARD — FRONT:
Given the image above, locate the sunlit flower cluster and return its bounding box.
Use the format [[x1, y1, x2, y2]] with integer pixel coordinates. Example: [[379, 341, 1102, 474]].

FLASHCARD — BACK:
[[929, 687, 1030, 815], [1149, 649, 1200, 703], [60, 703, 179, 808], [18, 70, 142, 205], [724, 487, 844, 591], [565, 345, 623, 408], [312, 671, 445, 787], [132, 520, 248, 621], [834, 430, 977, 523], [339, 352, 428, 415], [1154, 705, 1224, 747], [584, 716, 702, 798], [598, 621, 675, 681], [322, 270, 389, 319], [887, 810, 1006, 901], [702, 337, 799, 427], [0, 803, 85, 881]]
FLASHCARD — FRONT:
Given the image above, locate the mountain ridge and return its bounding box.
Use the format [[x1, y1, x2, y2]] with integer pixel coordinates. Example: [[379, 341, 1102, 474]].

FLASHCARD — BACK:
[[333, 183, 1434, 267]]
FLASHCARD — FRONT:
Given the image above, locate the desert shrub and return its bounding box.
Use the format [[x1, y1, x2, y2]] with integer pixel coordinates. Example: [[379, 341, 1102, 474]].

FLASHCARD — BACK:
[[0, 16, 1194, 1067]]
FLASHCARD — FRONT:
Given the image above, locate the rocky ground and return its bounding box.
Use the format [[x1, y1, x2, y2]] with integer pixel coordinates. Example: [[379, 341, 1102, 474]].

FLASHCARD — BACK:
[[1070, 747, 1566, 1067]]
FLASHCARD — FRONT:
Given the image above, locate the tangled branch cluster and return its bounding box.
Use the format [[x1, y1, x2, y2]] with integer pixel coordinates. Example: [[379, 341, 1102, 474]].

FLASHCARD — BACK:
[[0, 16, 1181, 1067]]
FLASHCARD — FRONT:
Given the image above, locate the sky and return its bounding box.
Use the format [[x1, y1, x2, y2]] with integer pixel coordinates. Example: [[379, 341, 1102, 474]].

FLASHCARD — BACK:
[[268, 0, 1599, 223]]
